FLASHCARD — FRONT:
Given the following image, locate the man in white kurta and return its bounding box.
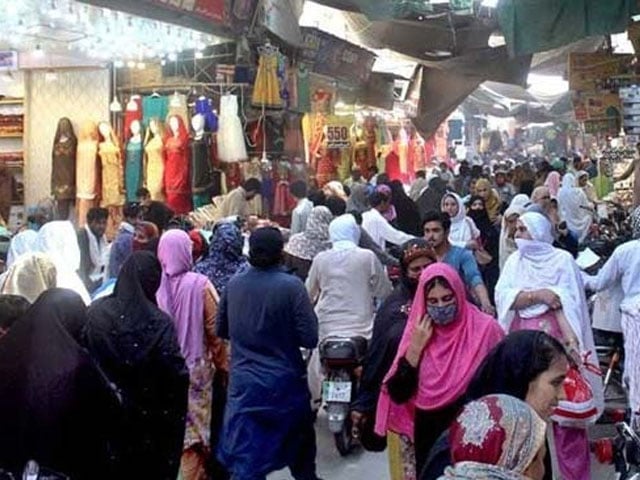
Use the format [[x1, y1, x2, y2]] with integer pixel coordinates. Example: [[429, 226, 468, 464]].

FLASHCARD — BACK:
[[305, 214, 392, 406], [583, 238, 640, 426]]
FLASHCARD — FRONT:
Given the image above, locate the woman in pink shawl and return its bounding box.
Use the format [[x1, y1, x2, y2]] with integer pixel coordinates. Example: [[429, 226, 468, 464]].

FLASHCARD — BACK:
[[544, 171, 561, 198], [157, 229, 229, 480], [375, 263, 504, 478]]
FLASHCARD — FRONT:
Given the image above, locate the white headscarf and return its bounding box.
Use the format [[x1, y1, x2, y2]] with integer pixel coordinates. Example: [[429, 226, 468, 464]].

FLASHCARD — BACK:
[[495, 212, 603, 416], [35, 221, 91, 305], [1, 252, 57, 303], [6, 230, 37, 267], [557, 173, 592, 243], [442, 192, 479, 247], [329, 214, 361, 251], [498, 195, 530, 271]]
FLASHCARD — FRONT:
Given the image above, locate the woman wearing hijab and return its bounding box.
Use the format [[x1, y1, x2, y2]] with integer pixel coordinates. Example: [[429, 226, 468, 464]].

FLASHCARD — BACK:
[[85, 252, 189, 479], [34, 220, 91, 304], [441, 192, 480, 250], [499, 195, 529, 271], [132, 221, 160, 254], [544, 171, 561, 198], [557, 173, 593, 243], [375, 264, 504, 474], [156, 229, 228, 480], [422, 330, 570, 480], [467, 195, 500, 301], [6, 229, 37, 267], [376, 183, 398, 223], [495, 212, 603, 480], [577, 170, 598, 204], [195, 222, 248, 295], [417, 177, 448, 220], [438, 395, 547, 480], [351, 239, 437, 476], [283, 206, 333, 281], [389, 180, 422, 236], [322, 180, 347, 200], [474, 178, 502, 223], [346, 182, 370, 214], [1, 252, 57, 303], [0, 289, 120, 479]]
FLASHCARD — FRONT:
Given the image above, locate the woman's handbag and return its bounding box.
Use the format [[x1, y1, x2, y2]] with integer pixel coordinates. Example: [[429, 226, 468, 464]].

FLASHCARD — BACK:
[[551, 353, 600, 427]]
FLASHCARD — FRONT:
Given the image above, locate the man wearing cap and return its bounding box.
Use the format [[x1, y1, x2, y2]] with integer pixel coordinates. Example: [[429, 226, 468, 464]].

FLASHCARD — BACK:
[[494, 169, 515, 206], [217, 227, 322, 480]]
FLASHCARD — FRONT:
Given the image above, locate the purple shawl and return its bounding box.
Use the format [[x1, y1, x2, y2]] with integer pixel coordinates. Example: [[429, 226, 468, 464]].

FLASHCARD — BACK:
[[156, 229, 209, 368]]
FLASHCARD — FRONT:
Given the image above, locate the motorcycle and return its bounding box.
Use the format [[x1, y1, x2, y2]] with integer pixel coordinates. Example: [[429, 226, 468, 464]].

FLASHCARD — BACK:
[[0, 460, 69, 480], [319, 336, 368, 456], [593, 421, 640, 479]]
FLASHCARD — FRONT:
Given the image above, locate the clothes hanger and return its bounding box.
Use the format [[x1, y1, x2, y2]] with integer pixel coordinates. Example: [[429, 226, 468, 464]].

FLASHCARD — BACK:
[[150, 89, 160, 98]]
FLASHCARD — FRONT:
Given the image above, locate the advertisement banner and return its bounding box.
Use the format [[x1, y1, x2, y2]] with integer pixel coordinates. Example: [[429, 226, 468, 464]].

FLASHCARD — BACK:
[[149, 0, 226, 22], [300, 27, 376, 85]]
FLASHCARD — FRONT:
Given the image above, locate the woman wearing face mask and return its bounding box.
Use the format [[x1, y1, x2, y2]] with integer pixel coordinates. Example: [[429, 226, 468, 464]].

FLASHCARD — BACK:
[[467, 195, 500, 302], [441, 192, 480, 251], [421, 330, 570, 480], [351, 239, 437, 477], [495, 211, 602, 480], [438, 394, 548, 480], [375, 263, 504, 475]]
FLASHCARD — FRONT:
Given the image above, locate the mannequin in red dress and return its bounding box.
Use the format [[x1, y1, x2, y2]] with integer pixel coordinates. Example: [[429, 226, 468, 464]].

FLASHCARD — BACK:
[[163, 115, 192, 214]]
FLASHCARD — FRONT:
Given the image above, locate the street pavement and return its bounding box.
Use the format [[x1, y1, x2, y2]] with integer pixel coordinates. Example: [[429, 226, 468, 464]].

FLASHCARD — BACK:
[[267, 411, 618, 480]]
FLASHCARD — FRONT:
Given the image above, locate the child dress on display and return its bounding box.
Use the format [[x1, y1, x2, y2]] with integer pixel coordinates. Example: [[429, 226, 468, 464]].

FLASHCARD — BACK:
[[76, 121, 99, 227], [252, 47, 283, 109], [218, 95, 248, 163]]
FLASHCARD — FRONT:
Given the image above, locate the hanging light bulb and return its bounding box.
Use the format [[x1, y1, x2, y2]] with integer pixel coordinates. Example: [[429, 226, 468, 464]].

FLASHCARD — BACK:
[[110, 95, 122, 112]]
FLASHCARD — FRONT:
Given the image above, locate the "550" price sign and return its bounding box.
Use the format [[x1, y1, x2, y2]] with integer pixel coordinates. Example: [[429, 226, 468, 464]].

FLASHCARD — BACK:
[[325, 123, 351, 149]]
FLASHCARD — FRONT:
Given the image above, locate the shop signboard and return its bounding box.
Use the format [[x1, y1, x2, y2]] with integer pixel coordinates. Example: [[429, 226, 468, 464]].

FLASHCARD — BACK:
[[300, 27, 376, 86], [78, 0, 257, 34], [568, 52, 634, 91], [325, 116, 353, 149]]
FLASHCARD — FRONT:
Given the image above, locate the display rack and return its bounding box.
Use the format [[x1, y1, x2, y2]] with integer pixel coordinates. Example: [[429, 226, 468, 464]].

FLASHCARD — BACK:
[[0, 97, 26, 228]]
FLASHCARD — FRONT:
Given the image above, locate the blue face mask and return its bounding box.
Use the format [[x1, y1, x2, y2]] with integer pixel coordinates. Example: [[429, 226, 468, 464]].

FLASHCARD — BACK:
[[427, 304, 457, 326]]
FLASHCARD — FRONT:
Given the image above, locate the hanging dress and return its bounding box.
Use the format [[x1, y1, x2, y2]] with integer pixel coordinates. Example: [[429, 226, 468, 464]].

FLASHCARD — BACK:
[[195, 97, 219, 133], [98, 142, 125, 208], [51, 138, 77, 201], [145, 135, 165, 202], [164, 134, 192, 215], [252, 50, 283, 109], [125, 138, 144, 203], [142, 95, 168, 128], [191, 135, 213, 208], [218, 95, 248, 163]]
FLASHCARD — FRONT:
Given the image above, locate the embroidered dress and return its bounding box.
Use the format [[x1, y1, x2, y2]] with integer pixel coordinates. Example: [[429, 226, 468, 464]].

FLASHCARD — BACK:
[[252, 51, 283, 109]]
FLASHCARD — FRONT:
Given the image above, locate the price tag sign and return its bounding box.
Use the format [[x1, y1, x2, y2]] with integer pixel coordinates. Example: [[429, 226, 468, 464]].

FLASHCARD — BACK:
[[325, 118, 352, 149]]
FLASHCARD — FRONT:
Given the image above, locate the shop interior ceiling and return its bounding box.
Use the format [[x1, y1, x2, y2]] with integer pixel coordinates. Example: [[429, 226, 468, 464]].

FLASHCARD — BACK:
[[0, 0, 224, 64]]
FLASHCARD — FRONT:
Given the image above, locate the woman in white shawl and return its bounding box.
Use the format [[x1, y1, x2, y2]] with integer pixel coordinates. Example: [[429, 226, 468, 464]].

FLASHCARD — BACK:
[[35, 221, 91, 305], [495, 211, 603, 480], [557, 173, 593, 243], [498, 194, 529, 270], [6, 229, 37, 267], [441, 192, 480, 250]]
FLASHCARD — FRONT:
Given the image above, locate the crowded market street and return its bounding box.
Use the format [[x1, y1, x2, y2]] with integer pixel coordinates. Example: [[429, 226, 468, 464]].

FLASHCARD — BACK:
[[4, 1, 640, 480]]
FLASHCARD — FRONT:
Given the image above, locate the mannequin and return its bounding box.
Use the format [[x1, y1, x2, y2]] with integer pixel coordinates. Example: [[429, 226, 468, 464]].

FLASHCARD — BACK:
[[163, 115, 192, 214], [51, 117, 78, 220], [144, 118, 166, 201], [76, 121, 99, 227], [190, 114, 213, 208], [125, 120, 143, 203], [97, 121, 125, 238]]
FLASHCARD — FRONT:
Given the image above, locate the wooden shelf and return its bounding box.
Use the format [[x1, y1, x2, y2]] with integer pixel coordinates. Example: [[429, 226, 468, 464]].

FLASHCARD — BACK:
[[0, 98, 24, 105]]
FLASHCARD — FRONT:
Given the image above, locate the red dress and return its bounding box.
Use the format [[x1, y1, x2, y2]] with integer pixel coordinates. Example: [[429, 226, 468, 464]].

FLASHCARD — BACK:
[[164, 118, 192, 214]]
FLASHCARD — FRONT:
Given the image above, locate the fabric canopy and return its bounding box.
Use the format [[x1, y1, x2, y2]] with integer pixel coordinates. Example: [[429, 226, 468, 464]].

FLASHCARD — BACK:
[[497, 0, 639, 57]]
